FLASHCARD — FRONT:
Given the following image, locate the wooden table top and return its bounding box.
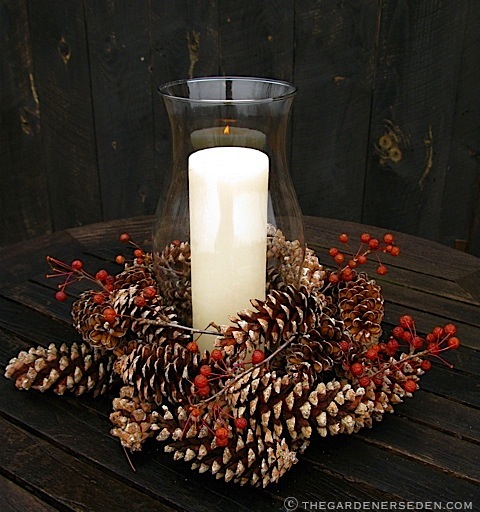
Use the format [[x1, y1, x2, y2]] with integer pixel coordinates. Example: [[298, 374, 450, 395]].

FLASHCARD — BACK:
[[1, 216, 479, 511]]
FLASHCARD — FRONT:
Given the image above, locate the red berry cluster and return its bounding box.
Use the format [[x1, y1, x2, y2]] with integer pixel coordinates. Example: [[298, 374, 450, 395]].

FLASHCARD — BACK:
[[46, 232, 146, 302], [180, 347, 268, 443], [180, 346, 251, 444], [328, 232, 400, 284], [345, 316, 460, 393], [46, 256, 116, 302]]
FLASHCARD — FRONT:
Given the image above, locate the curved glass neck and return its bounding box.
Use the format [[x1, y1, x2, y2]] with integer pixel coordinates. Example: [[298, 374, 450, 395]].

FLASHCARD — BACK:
[[155, 77, 301, 242]]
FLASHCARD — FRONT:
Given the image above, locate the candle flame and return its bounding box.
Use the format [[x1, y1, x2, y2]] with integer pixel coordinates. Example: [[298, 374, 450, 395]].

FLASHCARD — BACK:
[[223, 125, 230, 135]]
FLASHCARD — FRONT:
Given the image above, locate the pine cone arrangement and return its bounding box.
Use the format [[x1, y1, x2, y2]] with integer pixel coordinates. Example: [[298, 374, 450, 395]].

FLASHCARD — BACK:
[[4, 229, 461, 489]]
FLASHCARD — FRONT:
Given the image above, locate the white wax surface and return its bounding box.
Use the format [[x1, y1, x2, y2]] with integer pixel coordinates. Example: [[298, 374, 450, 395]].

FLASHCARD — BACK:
[[191, 126, 266, 150], [188, 147, 269, 353]]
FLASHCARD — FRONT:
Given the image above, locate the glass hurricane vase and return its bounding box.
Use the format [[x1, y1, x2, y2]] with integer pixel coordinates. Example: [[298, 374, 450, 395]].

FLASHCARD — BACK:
[[153, 76, 305, 338]]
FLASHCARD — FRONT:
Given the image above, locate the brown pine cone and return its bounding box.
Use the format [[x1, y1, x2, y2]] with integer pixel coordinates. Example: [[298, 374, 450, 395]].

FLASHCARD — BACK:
[[154, 401, 301, 488], [110, 385, 161, 451], [113, 339, 201, 405], [337, 272, 384, 347], [266, 226, 306, 290], [71, 286, 180, 351], [225, 365, 315, 444], [154, 241, 192, 325], [5, 342, 115, 397], [114, 263, 157, 290], [217, 286, 325, 357]]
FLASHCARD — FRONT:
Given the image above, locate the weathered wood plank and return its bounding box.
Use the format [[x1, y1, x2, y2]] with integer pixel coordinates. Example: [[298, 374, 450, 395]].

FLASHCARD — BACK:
[[394, 390, 480, 444], [292, 1, 378, 220], [359, 410, 480, 484], [218, 0, 294, 81], [84, 1, 158, 220], [0, 474, 57, 512], [0, 0, 51, 247], [27, 0, 102, 231], [364, 1, 469, 244], [0, 416, 176, 512], [440, 1, 480, 256], [306, 431, 480, 503]]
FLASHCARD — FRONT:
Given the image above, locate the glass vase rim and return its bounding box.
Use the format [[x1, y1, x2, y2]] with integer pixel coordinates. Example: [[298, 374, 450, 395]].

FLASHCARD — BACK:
[[158, 76, 297, 104]]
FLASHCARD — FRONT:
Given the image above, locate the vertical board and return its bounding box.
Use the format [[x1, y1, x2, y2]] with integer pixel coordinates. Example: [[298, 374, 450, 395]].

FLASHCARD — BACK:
[[440, 0, 480, 256], [218, 0, 295, 81], [0, 0, 51, 246], [27, 0, 102, 231], [84, 1, 157, 219], [363, 0, 468, 242], [291, 0, 378, 220], [150, 1, 219, 204]]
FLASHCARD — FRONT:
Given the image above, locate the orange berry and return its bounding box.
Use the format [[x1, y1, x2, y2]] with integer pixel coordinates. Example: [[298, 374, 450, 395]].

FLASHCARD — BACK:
[[215, 427, 229, 440], [71, 260, 83, 270], [444, 323, 457, 335], [351, 362, 364, 376], [210, 349, 223, 361], [196, 384, 210, 397], [235, 417, 247, 429], [187, 341, 199, 353], [376, 264, 388, 275], [447, 336, 460, 350], [252, 349, 265, 365], [383, 233, 394, 244], [339, 233, 349, 244], [103, 307, 117, 323], [55, 290, 67, 302], [329, 273, 340, 285], [403, 380, 417, 393]]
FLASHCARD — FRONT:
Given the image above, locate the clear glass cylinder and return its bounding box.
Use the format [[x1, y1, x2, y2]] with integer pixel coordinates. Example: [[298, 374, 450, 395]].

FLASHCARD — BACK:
[[153, 76, 305, 329]]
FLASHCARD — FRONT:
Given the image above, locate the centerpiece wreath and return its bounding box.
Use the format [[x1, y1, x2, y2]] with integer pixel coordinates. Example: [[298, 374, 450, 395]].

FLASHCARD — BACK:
[[5, 229, 460, 488]]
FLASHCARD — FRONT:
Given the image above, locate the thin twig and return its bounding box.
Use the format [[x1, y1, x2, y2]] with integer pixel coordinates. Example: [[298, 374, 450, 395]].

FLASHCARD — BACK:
[[201, 336, 295, 405]]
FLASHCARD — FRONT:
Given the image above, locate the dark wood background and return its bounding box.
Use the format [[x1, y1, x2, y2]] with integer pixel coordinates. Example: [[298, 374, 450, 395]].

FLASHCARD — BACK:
[[2, 0, 479, 255]]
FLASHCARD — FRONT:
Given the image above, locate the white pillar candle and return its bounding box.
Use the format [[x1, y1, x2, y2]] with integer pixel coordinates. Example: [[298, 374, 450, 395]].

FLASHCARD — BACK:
[[188, 147, 269, 353], [191, 126, 266, 151]]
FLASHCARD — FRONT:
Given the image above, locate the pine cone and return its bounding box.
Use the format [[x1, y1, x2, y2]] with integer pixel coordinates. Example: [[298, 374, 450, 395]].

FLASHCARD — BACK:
[[154, 241, 192, 325], [110, 385, 161, 451], [337, 272, 384, 347], [72, 291, 128, 350], [71, 286, 180, 351], [217, 286, 325, 356], [114, 263, 157, 290], [5, 342, 115, 397], [281, 333, 339, 378], [225, 365, 315, 444], [113, 339, 201, 405], [154, 400, 301, 488], [266, 226, 306, 290]]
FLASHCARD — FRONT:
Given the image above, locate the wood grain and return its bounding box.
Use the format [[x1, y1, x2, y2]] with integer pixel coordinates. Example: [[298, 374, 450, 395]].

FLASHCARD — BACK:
[[291, 0, 378, 221], [363, 1, 469, 242], [84, 0, 158, 220], [0, 0, 52, 246], [27, 0, 102, 231]]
